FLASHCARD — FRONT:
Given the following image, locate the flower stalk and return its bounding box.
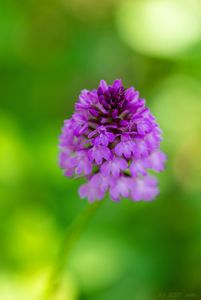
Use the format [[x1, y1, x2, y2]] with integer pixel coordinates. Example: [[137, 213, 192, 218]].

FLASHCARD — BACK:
[[42, 201, 103, 300]]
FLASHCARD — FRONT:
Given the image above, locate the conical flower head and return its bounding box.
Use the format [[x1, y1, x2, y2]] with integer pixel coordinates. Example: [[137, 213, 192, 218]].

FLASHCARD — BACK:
[[59, 79, 166, 202]]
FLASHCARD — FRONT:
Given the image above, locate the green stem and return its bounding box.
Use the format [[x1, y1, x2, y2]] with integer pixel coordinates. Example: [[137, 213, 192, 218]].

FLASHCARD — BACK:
[[42, 200, 103, 300]]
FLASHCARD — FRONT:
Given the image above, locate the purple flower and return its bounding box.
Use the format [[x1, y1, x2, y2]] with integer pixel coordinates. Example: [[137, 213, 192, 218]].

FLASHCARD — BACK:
[[89, 126, 115, 146], [101, 157, 128, 177], [114, 133, 136, 159], [130, 176, 159, 202], [59, 79, 166, 202], [88, 145, 112, 165]]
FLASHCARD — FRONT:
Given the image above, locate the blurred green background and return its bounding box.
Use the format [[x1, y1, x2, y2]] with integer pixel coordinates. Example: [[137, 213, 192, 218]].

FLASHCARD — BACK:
[[1, 0, 201, 299]]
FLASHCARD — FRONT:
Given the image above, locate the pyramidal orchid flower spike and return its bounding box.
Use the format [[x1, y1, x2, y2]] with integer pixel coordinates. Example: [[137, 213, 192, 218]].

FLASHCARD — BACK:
[[59, 80, 166, 202]]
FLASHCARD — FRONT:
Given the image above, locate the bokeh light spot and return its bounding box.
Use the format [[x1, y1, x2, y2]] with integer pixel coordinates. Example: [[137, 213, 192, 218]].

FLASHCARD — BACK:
[[116, 0, 201, 57], [151, 75, 201, 149]]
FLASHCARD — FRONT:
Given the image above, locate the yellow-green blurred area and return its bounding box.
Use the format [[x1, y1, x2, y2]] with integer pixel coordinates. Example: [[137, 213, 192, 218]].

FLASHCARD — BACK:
[[1, 0, 201, 299]]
